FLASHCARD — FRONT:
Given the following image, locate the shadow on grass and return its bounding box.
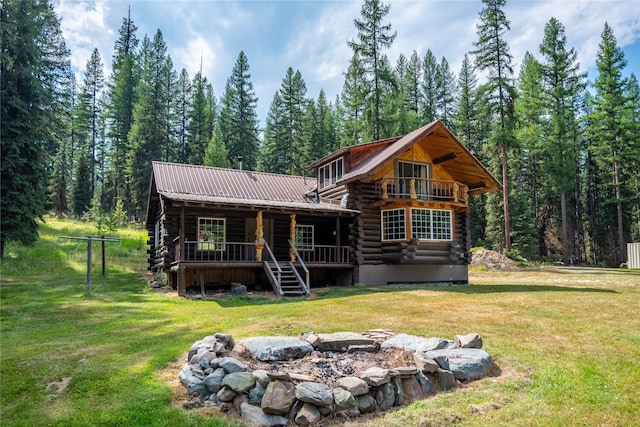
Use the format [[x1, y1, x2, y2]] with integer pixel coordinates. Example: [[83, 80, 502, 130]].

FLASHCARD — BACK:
[[210, 281, 618, 307], [434, 283, 618, 294]]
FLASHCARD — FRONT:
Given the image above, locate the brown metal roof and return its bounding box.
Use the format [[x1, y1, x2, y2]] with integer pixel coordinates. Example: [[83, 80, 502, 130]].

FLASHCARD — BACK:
[[151, 162, 356, 214], [335, 120, 501, 195]]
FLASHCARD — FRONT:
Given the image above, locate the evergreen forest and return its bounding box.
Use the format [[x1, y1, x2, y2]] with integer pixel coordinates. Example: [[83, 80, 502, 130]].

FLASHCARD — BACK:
[[2, 0, 639, 266]]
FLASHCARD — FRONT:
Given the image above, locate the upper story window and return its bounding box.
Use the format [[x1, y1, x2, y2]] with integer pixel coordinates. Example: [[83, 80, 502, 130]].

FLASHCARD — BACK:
[[319, 157, 344, 189]]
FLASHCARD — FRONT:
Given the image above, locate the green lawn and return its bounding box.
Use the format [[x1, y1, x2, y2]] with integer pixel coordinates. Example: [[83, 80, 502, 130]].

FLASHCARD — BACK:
[[1, 218, 639, 426]]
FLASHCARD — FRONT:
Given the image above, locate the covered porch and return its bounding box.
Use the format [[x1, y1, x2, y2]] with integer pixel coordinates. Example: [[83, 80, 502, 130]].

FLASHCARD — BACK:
[[168, 205, 355, 296]]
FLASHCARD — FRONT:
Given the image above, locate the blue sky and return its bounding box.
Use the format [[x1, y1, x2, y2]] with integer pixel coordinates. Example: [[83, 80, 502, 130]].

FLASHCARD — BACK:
[[55, 0, 640, 124]]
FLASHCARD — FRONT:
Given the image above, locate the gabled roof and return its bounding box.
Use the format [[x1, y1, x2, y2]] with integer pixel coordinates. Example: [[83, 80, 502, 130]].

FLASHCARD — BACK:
[[150, 162, 356, 214], [333, 120, 500, 195]]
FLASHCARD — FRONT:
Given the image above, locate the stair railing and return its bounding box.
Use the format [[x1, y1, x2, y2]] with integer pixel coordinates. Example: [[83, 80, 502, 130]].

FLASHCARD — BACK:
[[288, 240, 310, 294], [262, 240, 283, 296]]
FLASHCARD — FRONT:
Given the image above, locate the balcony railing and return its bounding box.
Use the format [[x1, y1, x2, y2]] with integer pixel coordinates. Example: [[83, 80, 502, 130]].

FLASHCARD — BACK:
[[375, 178, 468, 204]]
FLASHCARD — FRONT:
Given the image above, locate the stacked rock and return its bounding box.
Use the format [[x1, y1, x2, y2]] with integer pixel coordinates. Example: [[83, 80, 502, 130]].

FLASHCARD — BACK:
[[178, 331, 492, 426]]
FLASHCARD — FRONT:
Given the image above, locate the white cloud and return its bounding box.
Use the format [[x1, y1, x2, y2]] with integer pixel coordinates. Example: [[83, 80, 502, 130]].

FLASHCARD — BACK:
[[56, 0, 113, 79]]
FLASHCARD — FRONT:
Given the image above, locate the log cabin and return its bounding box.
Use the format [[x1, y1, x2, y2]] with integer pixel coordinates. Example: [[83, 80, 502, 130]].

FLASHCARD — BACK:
[[146, 120, 500, 296]]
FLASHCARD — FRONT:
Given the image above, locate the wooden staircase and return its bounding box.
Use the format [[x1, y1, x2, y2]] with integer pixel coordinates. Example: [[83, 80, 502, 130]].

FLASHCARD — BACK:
[[262, 240, 309, 297], [263, 261, 308, 297]]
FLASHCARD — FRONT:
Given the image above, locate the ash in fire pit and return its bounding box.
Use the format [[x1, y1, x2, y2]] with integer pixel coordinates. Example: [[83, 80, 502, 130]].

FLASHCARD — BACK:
[[179, 330, 494, 426]]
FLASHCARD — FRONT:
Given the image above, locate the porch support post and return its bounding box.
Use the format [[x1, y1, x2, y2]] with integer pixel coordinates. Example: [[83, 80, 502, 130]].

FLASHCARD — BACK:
[[410, 178, 417, 199], [335, 217, 341, 263], [290, 214, 296, 262], [178, 206, 186, 296], [255, 211, 264, 261]]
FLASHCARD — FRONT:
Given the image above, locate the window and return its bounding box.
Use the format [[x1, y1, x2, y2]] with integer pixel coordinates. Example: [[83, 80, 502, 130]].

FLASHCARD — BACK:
[[197, 217, 225, 251], [295, 225, 314, 251], [154, 220, 165, 247], [397, 161, 431, 199], [381, 208, 406, 241], [319, 158, 344, 189], [411, 208, 452, 240]]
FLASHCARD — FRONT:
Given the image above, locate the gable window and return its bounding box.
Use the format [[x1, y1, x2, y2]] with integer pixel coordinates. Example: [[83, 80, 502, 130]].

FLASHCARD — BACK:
[[295, 225, 314, 251], [411, 208, 452, 240], [198, 217, 225, 251], [381, 208, 406, 241], [319, 157, 344, 189]]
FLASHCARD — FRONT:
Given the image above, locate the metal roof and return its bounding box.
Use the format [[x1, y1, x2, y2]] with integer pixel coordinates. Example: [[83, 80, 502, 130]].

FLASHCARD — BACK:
[[151, 162, 357, 214]]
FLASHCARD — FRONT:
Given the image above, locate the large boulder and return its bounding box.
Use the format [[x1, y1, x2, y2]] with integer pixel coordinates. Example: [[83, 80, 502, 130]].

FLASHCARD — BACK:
[[261, 380, 296, 415], [426, 349, 492, 380], [454, 333, 483, 349], [178, 365, 209, 396], [361, 366, 390, 386], [295, 381, 334, 408], [314, 332, 375, 351], [332, 387, 359, 416], [240, 336, 314, 361], [221, 371, 256, 393], [336, 376, 369, 396], [240, 402, 289, 427], [381, 334, 457, 352]]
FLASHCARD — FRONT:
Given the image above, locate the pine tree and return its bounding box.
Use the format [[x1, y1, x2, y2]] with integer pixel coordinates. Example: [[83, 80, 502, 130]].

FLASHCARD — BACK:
[[103, 10, 139, 216], [472, 0, 517, 252], [348, 0, 396, 140], [174, 68, 191, 163], [625, 74, 640, 241], [539, 17, 586, 264], [72, 151, 93, 217], [341, 53, 370, 145], [1, 0, 72, 256], [188, 70, 213, 164], [586, 23, 630, 265], [219, 51, 260, 170], [203, 123, 229, 168], [436, 57, 457, 128], [280, 67, 308, 174], [421, 50, 439, 123], [128, 30, 174, 218], [80, 48, 105, 198], [514, 52, 547, 259], [261, 91, 289, 173]]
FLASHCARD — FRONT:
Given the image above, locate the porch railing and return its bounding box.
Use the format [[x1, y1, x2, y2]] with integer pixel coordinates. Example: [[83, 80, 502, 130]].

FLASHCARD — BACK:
[[375, 178, 468, 204], [297, 245, 351, 263], [174, 239, 350, 264], [178, 241, 256, 262]]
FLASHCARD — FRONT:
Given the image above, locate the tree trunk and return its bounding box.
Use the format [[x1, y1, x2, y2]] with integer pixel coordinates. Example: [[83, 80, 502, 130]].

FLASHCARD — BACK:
[[613, 159, 625, 263], [561, 190, 570, 265], [502, 145, 511, 251]]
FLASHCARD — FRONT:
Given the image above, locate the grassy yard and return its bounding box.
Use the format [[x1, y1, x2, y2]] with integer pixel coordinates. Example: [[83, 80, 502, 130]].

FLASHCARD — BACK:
[[1, 218, 639, 426]]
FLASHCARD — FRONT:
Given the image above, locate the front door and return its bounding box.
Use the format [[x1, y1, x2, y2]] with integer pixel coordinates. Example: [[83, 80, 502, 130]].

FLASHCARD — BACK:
[[245, 217, 274, 247]]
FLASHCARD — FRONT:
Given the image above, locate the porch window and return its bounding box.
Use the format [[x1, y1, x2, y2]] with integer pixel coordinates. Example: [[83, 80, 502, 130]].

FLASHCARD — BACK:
[[411, 208, 452, 240], [381, 208, 406, 241], [295, 225, 314, 251], [197, 217, 225, 251], [318, 157, 344, 189]]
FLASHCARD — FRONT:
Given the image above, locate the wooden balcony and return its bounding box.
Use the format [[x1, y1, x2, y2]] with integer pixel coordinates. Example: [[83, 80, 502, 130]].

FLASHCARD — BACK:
[[374, 177, 468, 207]]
